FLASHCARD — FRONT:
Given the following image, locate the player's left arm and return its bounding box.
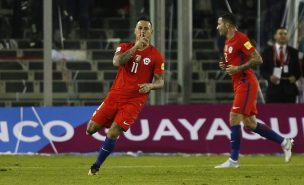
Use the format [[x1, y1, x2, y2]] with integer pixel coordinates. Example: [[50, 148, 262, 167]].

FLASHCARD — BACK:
[[238, 49, 263, 71], [138, 74, 164, 94], [226, 49, 263, 75]]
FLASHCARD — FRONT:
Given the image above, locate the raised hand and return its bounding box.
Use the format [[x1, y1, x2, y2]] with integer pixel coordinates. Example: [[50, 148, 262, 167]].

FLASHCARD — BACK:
[[135, 36, 149, 49]]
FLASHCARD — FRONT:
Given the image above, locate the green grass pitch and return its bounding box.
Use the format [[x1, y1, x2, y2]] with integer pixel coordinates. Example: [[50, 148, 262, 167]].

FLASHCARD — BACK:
[[0, 154, 303, 185]]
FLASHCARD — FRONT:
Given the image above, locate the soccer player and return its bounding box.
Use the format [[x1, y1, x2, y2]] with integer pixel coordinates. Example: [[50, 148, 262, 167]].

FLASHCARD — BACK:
[[214, 13, 294, 168], [86, 15, 164, 175]]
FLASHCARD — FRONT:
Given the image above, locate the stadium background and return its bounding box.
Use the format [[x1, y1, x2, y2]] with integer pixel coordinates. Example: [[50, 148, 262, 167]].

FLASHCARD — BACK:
[[0, 0, 303, 155]]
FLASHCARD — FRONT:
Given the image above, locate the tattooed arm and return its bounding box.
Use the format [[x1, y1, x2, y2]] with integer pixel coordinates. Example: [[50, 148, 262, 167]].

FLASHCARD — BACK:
[[138, 74, 164, 93], [113, 37, 149, 67], [113, 46, 137, 67], [238, 50, 263, 71], [226, 50, 263, 75]]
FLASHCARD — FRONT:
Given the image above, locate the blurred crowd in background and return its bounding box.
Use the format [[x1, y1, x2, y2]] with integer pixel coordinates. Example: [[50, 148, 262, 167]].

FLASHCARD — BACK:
[[0, 0, 294, 45], [0, 0, 303, 105]]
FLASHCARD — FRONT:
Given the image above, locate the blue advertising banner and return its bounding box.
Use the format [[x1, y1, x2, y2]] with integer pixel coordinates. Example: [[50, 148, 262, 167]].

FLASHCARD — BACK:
[[0, 106, 95, 153]]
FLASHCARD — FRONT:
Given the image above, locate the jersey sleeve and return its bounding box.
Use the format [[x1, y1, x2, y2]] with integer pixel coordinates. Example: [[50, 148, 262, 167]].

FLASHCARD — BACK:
[[115, 43, 128, 55], [153, 50, 165, 75], [239, 35, 256, 56]]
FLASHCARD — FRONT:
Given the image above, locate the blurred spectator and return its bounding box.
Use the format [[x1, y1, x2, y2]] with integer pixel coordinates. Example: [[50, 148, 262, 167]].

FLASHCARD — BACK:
[[260, 27, 301, 103]]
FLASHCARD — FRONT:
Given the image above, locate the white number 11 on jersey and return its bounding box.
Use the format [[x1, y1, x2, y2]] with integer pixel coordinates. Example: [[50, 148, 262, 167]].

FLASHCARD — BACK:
[[131, 62, 139, 73]]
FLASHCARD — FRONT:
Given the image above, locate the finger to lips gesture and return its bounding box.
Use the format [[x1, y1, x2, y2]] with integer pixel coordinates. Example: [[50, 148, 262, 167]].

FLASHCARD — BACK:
[[136, 37, 148, 49]]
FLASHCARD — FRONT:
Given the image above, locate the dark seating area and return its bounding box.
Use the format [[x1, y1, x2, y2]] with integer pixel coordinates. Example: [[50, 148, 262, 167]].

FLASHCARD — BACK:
[[0, 61, 23, 70], [0, 1, 263, 106], [6, 81, 34, 93]]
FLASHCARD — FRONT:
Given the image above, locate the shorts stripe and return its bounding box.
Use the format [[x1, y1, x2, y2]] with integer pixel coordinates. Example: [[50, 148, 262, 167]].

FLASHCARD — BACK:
[[242, 83, 250, 114]]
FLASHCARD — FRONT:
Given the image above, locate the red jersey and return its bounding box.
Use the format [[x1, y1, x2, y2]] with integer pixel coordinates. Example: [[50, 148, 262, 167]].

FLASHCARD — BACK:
[[224, 31, 256, 83], [107, 42, 164, 102]]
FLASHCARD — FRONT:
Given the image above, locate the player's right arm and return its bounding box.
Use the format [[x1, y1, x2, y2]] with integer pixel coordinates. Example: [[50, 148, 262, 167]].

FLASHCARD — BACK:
[[113, 38, 149, 67]]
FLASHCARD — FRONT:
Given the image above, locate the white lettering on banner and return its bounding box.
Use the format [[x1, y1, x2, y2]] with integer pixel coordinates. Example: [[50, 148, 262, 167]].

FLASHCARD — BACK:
[[178, 118, 206, 140], [1, 117, 303, 144], [0, 121, 9, 142], [270, 117, 298, 138], [13, 121, 40, 142], [125, 119, 149, 141], [206, 118, 230, 140], [153, 119, 183, 141], [43, 121, 74, 142]]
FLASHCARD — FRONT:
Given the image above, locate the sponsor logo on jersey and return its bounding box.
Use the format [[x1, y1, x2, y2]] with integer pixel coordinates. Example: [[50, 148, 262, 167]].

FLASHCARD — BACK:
[[143, 58, 151, 65], [244, 41, 253, 50]]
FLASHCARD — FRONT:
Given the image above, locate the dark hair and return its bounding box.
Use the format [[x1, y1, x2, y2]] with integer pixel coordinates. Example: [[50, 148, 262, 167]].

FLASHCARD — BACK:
[[274, 27, 287, 36], [136, 15, 152, 26], [221, 13, 237, 26]]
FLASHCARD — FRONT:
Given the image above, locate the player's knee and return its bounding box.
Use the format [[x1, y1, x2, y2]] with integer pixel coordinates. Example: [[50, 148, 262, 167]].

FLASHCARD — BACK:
[[107, 129, 122, 139], [107, 124, 123, 139], [243, 122, 256, 130], [243, 116, 257, 130], [244, 125, 255, 130], [229, 117, 241, 125], [86, 126, 97, 136], [86, 120, 100, 136], [86, 129, 95, 136], [106, 132, 119, 139], [229, 112, 242, 125]]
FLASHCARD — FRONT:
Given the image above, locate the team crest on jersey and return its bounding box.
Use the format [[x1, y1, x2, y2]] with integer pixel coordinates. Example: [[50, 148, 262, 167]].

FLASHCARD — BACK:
[[143, 58, 151, 65], [228, 46, 233, 53], [135, 55, 142, 62]]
